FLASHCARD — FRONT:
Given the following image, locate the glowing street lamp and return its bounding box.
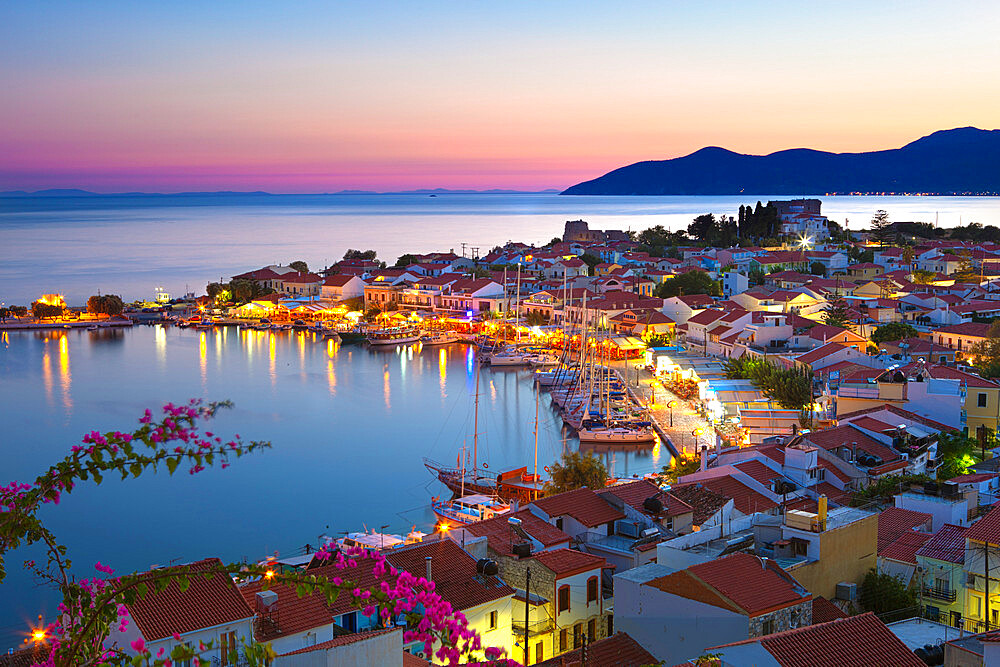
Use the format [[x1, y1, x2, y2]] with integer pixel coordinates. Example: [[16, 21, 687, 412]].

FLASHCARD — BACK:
[[797, 234, 814, 250], [667, 400, 677, 427]]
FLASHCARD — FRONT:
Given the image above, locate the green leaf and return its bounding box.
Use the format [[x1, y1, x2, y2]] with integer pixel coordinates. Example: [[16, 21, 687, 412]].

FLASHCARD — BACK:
[[166, 458, 179, 475]]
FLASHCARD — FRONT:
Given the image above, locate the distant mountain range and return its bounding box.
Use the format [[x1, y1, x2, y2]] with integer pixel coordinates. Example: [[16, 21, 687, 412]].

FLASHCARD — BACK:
[[562, 127, 1000, 196], [0, 188, 561, 197]]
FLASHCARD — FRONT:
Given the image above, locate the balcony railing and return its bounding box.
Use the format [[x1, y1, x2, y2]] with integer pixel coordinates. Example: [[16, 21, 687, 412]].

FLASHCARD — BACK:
[[964, 619, 999, 635], [922, 585, 957, 602], [513, 618, 554, 638]]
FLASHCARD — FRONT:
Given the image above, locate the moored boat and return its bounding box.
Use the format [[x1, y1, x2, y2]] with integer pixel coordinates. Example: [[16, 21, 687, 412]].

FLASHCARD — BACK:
[[367, 325, 421, 346], [431, 494, 511, 527], [421, 330, 459, 345]]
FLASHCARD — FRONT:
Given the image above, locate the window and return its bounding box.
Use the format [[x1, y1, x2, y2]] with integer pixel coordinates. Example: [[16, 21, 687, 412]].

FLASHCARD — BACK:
[[588, 618, 596, 641], [558, 585, 571, 613], [219, 632, 237, 667], [979, 393, 988, 408], [555, 517, 564, 531], [536, 641, 544, 664], [762, 618, 776, 635], [607, 614, 614, 636], [559, 629, 568, 652], [587, 576, 599, 604], [606, 521, 614, 536], [488, 610, 498, 630], [573, 623, 582, 648]]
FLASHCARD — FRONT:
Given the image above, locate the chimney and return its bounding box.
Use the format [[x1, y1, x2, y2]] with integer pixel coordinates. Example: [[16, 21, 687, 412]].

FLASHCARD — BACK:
[[818, 494, 828, 531], [425, 556, 432, 582], [700, 447, 707, 471]]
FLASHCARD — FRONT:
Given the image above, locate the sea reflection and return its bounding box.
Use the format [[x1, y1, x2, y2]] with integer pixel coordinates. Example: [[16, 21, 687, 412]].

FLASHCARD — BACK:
[[58, 335, 72, 413]]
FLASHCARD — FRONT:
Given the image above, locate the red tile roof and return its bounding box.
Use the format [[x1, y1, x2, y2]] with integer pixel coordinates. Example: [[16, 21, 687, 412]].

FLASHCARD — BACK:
[[649, 553, 810, 616], [667, 484, 730, 525], [880, 531, 933, 564], [125, 558, 254, 642], [966, 502, 1000, 545], [877, 507, 932, 551], [535, 632, 657, 667], [710, 612, 924, 667], [384, 539, 514, 611], [600, 479, 694, 518], [462, 508, 571, 557], [810, 597, 848, 624], [281, 272, 323, 283], [936, 322, 991, 337], [680, 476, 779, 516], [801, 425, 900, 464], [836, 404, 957, 434], [794, 342, 851, 366], [529, 548, 606, 578], [240, 578, 334, 641], [733, 459, 783, 486], [322, 274, 358, 287], [916, 523, 969, 563], [950, 472, 1000, 484], [278, 628, 399, 656], [531, 488, 625, 527]]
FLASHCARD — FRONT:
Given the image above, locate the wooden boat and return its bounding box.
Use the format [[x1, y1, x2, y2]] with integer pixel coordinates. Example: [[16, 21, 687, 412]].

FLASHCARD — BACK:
[[367, 326, 421, 346], [338, 528, 426, 551], [421, 331, 459, 345], [431, 494, 511, 527]]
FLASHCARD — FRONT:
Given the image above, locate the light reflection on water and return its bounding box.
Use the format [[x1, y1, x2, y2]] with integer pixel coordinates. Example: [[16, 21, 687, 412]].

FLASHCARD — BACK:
[[0, 324, 668, 645]]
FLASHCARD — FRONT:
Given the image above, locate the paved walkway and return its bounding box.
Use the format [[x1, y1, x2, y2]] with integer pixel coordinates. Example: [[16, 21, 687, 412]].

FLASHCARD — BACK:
[[609, 359, 717, 459]]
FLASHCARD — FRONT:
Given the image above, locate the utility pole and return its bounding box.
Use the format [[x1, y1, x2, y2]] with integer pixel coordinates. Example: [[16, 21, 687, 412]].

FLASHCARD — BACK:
[[461, 242, 467, 258], [987, 542, 992, 631], [524, 568, 531, 666]]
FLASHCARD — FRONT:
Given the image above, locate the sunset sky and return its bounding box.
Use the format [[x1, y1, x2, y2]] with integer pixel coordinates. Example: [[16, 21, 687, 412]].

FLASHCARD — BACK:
[[1, 1, 998, 192]]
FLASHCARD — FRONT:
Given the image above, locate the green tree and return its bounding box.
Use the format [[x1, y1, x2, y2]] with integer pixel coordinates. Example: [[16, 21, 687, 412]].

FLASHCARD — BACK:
[[656, 271, 721, 298], [687, 214, 717, 242], [809, 261, 827, 277], [10, 305, 27, 318], [0, 307, 9, 322], [548, 236, 562, 246], [206, 282, 226, 299], [395, 253, 418, 268], [748, 268, 765, 286], [289, 260, 309, 273], [870, 209, 892, 243], [659, 455, 700, 485], [723, 357, 812, 409], [363, 305, 382, 322], [871, 322, 918, 344], [823, 296, 854, 329], [31, 301, 64, 319], [638, 225, 672, 248], [524, 310, 549, 326], [86, 294, 124, 316], [546, 451, 608, 494], [859, 568, 917, 615], [341, 296, 364, 312], [911, 269, 937, 284], [936, 431, 979, 480], [343, 249, 377, 261], [848, 245, 875, 264], [580, 253, 601, 276], [970, 321, 1000, 378]]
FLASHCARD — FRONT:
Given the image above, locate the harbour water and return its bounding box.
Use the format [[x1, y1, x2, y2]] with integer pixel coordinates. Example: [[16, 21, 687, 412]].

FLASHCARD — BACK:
[[0, 325, 666, 646], [3, 193, 1000, 305]]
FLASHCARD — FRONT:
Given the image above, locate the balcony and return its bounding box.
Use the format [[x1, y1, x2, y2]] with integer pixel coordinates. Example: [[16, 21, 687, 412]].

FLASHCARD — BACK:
[[922, 585, 957, 603], [513, 618, 554, 638]]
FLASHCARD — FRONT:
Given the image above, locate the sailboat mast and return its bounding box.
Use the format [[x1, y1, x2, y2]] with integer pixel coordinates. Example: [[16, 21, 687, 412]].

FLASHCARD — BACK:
[[473, 357, 480, 475], [516, 262, 522, 344], [533, 388, 540, 500]]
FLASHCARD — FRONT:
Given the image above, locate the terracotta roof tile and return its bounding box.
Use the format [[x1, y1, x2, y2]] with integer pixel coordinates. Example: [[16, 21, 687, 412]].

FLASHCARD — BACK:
[[685, 475, 779, 516], [916, 523, 969, 563], [668, 483, 730, 525], [733, 459, 783, 486], [877, 507, 932, 551], [966, 502, 1000, 545], [880, 531, 933, 564], [649, 553, 810, 616], [794, 342, 851, 366], [531, 488, 625, 527], [599, 479, 694, 518], [710, 612, 924, 667], [810, 597, 848, 624], [240, 578, 334, 642], [836, 404, 957, 434], [463, 508, 571, 557], [950, 472, 1000, 484], [535, 632, 657, 667], [529, 548, 606, 578], [384, 540, 514, 611], [278, 628, 398, 656], [124, 558, 253, 642]]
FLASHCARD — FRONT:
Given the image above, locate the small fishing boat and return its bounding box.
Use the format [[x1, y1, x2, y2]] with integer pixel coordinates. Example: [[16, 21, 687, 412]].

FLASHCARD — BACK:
[[338, 528, 426, 551], [87, 325, 99, 331], [527, 353, 561, 367], [487, 352, 531, 366], [421, 331, 459, 345], [291, 319, 310, 331], [431, 494, 511, 527], [323, 331, 342, 343], [577, 424, 657, 444], [367, 325, 421, 346]]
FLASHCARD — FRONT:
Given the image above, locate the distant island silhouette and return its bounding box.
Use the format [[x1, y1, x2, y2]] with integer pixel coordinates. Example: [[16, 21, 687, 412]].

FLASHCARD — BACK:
[[0, 188, 562, 197], [562, 127, 1000, 196]]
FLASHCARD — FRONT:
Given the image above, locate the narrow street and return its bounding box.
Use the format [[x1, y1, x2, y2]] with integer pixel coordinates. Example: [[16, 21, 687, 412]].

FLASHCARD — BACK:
[[609, 358, 717, 460]]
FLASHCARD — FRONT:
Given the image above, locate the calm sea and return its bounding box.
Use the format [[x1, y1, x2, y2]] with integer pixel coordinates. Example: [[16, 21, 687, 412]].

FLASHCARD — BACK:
[[2, 193, 1000, 306], [0, 326, 663, 647]]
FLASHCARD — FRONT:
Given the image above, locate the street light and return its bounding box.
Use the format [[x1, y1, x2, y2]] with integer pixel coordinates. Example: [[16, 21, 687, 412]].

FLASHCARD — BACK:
[[667, 400, 677, 427], [692, 428, 704, 455]]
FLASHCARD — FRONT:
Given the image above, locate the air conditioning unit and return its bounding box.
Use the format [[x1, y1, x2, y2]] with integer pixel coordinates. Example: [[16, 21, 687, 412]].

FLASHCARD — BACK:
[[836, 582, 857, 602]]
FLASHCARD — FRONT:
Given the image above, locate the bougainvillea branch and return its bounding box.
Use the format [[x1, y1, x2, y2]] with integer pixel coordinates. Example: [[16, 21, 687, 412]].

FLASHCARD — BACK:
[[0, 401, 517, 667]]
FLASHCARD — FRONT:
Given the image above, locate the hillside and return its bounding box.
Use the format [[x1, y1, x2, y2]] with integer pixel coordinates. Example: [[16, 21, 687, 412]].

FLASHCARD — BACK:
[[562, 127, 1000, 196]]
